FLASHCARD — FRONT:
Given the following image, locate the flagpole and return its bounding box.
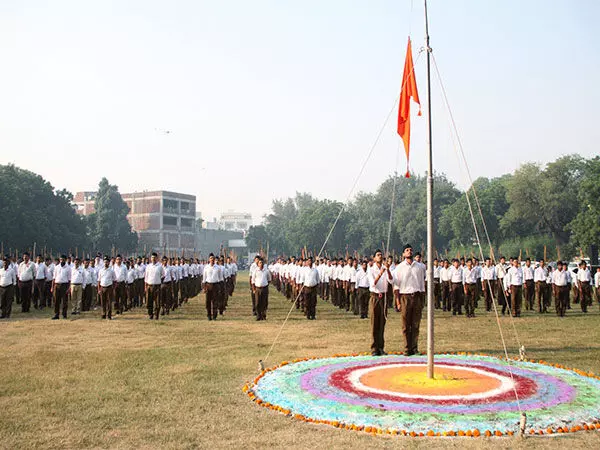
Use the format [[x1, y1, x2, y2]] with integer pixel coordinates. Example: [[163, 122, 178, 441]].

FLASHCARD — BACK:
[[424, 0, 435, 379]]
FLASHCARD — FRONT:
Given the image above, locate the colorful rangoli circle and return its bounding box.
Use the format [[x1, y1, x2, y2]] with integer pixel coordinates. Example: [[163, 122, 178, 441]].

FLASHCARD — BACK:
[[244, 353, 600, 436]]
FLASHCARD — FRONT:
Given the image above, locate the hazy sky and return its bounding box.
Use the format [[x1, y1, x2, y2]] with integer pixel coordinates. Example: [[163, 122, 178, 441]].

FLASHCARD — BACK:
[[1, 0, 598, 223]]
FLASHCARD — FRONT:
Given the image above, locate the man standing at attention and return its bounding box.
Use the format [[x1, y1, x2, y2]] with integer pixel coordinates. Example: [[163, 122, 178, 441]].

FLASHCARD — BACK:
[[51, 255, 71, 320], [394, 244, 426, 355], [0, 256, 17, 319], [522, 258, 535, 311], [18, 252, 36, 313], [299, 256, 319, 320], [251, 258, 272, 321], [145, 252, 164, 320], [367, 250, 393, 356], [70, 257, 86, 315], [97, 256, 115, 320], [504, 258, 524, 317], [203, 253, 220, 320]]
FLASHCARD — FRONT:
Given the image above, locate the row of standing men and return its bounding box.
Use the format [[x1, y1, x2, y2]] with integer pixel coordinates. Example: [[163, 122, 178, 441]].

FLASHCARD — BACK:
[[0, 252, 238, 320]]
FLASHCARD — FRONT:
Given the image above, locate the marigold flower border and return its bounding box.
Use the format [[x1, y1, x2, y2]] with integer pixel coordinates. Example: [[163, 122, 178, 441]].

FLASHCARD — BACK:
[[242, 351, 600, 438]]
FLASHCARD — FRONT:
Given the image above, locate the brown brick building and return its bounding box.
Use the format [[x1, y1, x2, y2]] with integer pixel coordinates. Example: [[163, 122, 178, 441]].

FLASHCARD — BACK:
[[74, 190, 196, 254]]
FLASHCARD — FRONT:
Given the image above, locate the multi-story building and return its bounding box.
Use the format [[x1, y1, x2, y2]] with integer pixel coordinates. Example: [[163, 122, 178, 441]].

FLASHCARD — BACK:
[[74, 190, 196, 254], [218, 210, 252, 233]]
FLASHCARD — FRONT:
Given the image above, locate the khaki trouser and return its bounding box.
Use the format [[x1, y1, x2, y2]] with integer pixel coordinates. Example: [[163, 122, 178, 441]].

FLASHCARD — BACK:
[[98, 285, 113, 317], [464, 284, 477, 317], [369, 293, 386, 353], [146, 284, 161, 319], [71, 284, 83, 313], [399, 293, 424, 354], [357, 287, 369, 317], [0, 285, 14, 317], [255, 285, 269, 320], [54, 283, 69, 317], [510, 285, 522, 317], [482, 279, 495, 311], [205, 283, 218, 318]]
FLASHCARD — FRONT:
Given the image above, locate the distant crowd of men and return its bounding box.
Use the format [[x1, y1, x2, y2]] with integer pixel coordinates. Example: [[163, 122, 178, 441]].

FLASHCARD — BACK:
[[0, 252, 238, 321], [253, 249, 600, 356]]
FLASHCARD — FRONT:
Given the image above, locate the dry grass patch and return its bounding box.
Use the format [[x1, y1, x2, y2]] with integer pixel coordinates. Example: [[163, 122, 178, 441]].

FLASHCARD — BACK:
[[0, 273, 599, 449]]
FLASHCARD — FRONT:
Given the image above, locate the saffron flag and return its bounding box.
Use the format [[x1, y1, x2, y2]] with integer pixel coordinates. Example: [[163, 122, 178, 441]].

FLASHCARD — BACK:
[[397, 38, 421, 178]]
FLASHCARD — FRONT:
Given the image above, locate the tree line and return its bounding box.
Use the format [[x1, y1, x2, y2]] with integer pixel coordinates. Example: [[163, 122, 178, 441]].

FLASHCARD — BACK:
[[0, 165, 137, 256], [246, 154, 600, 261]]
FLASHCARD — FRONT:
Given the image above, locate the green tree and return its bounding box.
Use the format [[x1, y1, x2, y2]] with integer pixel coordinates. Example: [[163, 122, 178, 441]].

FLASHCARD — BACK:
[[245, 225, 269, 252], [568, 156, 600, 250], [439, 175, 511, 252], [0, 164, 88, 252], [502, 155, 584, 244], [88, 178, 137, 254]]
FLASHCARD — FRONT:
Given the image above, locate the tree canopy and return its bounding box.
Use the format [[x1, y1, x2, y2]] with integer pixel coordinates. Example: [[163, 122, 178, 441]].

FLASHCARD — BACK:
[[87, 178, 138, 254], [247, 154, 600, 261], [0, 164, 88, 252]]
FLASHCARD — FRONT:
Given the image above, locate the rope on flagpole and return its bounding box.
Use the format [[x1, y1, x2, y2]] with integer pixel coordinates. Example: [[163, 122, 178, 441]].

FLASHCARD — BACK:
[[431, 52, 524, 416], [261, 52, 424, 367]]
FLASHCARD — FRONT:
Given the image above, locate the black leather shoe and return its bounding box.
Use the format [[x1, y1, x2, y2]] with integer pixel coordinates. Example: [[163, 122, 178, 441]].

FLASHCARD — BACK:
[[52, 315, 59, 320]]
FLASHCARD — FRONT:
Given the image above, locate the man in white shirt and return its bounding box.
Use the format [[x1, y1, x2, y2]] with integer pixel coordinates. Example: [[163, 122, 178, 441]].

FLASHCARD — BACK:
[[252, 258, 272, 321], [145, 252, 165, 320], [552, 261, 569, 317], [522, 258, 535, 311], [481, 257, 496, 312], [70, 257, 86, 315], [495, 256, 509, 315], [448, 259, 464, 315], [52, 255, 71, 320], [462, 259, 478, 318], [125, 260, 137, 313], [82, 258, 92, 311], [355, 260, 370, 319], [342, 257, 355, 312], [299, 257, 320, 320], [18, 252, 36, 313], [440, 259, 451, 312], [160, 256, 175, 317], [504, 258, 524, 317], [0, 256, 17, 318], [98, 256, 116, 319], [249, 255, 260, 315], [577, 261, 592, 313], [203, 253, 222, 320], [44, 257, 55, 309], [534, 259, 549, 313], [367, 250, 393, 356], [113, 255, 128, 314], [134, 257, 146, 307], [394, 244, 426, 355], [33, 254, 48, 310], [432, 258, 442, 310]]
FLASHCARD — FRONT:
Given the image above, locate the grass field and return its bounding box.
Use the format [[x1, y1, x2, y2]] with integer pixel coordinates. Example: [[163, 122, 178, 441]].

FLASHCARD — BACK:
[[1, 273, 599, 449]]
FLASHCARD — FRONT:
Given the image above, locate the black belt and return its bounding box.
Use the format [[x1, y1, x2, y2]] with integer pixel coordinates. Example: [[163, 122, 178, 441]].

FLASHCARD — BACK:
[[71, 283, 82, 285], [162, 281, 172, 284], [0, 285, 13, 288]]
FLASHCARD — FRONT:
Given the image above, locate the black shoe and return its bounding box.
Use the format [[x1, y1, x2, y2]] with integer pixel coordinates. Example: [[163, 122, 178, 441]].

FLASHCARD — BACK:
[[101, 315, 106, 319], [149, 316, 153, 320], [208, 316, 212, 321], [0, 315, 5, 319], [108, 315, 112, 320], [62, 314, 67, 319], [219, 311, 223, 315], [404, 351, 415, 356], [52, 315, 59, 320], [371, 350, 380, 356], [380, 350, 388, 356]]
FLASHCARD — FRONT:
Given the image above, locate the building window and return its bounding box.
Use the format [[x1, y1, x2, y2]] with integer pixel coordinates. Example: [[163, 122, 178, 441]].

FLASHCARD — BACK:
[[163, 199, 178, 213], [181, 218, 193, 228], [163, 216, 178, 226], [181, 201, 190, 211]]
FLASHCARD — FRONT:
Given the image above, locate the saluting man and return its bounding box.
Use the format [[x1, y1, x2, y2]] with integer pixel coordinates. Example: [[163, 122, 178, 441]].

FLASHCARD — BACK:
[[367, 250, 393, 356]]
